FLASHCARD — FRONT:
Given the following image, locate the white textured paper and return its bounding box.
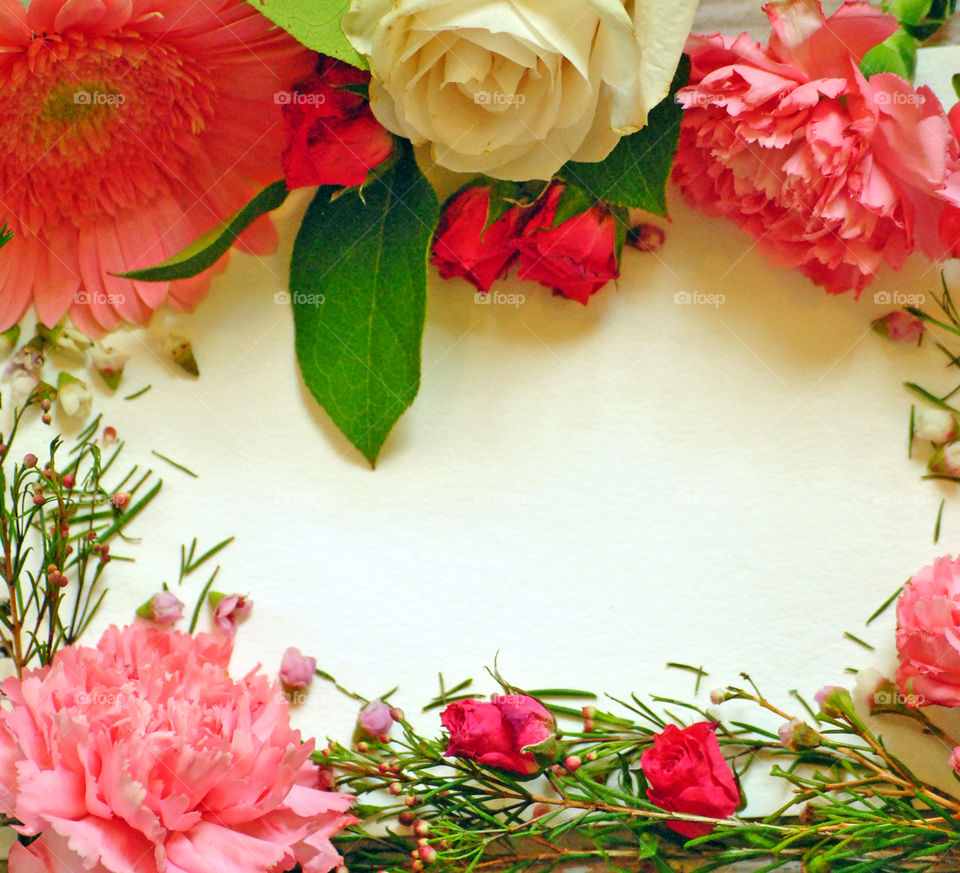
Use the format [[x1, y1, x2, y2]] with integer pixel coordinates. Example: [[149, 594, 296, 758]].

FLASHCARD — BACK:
[[0, 46, 941, 759]]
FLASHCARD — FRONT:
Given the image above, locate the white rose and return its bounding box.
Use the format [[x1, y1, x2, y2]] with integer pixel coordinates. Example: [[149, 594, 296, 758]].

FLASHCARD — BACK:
[[343, 0, 698, 181]]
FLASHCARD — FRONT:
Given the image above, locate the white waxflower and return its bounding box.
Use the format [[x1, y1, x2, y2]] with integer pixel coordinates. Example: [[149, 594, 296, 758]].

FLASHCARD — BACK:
[[914, 408, 957, 445]]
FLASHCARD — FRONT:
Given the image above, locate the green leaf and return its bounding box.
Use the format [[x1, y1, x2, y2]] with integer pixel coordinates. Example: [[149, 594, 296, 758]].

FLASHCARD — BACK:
[[0, 220, 11, 250], [551, 184, 598, 228], [116, 181, 289, 282], [860, 31, 918, 81], [289, 143, 438, 466], [247, 0, 366, 69], [559, 54, 689, 216]]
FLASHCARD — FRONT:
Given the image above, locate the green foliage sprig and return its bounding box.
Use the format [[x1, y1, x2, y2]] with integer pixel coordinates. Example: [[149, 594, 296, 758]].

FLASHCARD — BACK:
[[319, 674, 960, 873], [0, 392, 161, 676]]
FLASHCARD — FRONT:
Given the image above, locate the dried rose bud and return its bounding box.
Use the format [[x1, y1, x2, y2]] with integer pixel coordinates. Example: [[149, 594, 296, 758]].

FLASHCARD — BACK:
[[626, 222, 666, 253]]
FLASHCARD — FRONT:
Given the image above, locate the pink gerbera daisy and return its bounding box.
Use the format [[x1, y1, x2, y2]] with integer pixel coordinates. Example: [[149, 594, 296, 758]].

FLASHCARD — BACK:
[[0, 0, 314, 335]]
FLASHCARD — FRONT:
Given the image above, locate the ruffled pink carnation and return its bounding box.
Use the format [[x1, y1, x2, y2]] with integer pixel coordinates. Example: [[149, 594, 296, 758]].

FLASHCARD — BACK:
[[0, 0, 314, 335], [674, 0, 960, 296], [0, 624, 357, 873], [896, 556, 960, 707]]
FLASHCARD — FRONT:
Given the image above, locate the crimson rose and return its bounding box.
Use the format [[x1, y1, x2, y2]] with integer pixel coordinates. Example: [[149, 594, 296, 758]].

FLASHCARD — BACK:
[[282, 56, 394, 189], [514, 183, 620, 305], [440, 695, 556, 775], [641, 722, 740, 838], [431, 187, 527, 293]]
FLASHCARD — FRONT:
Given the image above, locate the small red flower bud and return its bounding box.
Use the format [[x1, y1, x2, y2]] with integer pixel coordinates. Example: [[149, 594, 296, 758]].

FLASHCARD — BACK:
[[111, 491, 131, 510], [356, 742, 369, 753], [398, 811, 415, 827], [102, 426, 117, 444], [388, 782, 402, 796], [390, 706, 405, 722], [585, 751, 598, 762], [40, 399, 51, 412], [413, 821, 430, 838], [61, 474, 75, 489], [404, 795, 417, 807], [418, 846, 438, 865], [564, 755, 582, 772], [41, 413, 51, 425], [23, 453, 37, 468]]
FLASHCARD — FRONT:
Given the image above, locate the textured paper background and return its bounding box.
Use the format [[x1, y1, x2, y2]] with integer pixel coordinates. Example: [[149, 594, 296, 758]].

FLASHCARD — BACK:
[[4, 46, 952, 759]]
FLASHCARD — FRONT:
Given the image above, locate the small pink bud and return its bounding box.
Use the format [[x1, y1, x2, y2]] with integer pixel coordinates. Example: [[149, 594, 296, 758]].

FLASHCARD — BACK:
[[111, 491, 131, 510], [709, 689, 727, 705], [278, 647, 317, 691], [388, 782, 402, 796], [914, 409, 958, 446], [209, 592, 253, 637], [873, 310, 924, 343], [390, 706, 405, 722], [357, 742, 369, 753], [61, 473, 75, 489], [778, 718, 821, 751], [418, 846, 438, 865], [102, 426, 117, 444], [359, 699, 394, 737], [585, 751, 597, 762], [23, 453, 37, 468], [41, 413, 51, 425], [136, 591, 185, 625], [950, 747, 960, 774], [564, 755, 582, 772], [413, 821, 430, 838]]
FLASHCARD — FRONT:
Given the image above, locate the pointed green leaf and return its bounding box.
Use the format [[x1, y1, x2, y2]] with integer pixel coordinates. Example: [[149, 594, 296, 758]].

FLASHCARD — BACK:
[[115, 181, 289, 282], [248, 0, 366, 69], [290, 143, 438, 466], [559, 55, 689, 215], [551, 184, 598, 228]]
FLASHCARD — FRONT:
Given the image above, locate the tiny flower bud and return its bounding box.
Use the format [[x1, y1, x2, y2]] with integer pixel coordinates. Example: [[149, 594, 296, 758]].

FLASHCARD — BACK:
[[91, 343, 130, 391], [358, 699, 394, 738], [388, 782, 402, 796], [709, 689, 728, 705], [777, 718, 822, 751], [418, 846, 438, 865], [41, 413, 51, 425], [102, 426, 117, 444], [404, 795, 417, 808], [950, 747, 960, 775], [356, 742, 369, 753], [56, 371, 93, 419], [163, 334, 200, 377], [61, 473, 75, 489], [412, 861, 424, 871], [564, 755, 582, 772], [915, 408, 958, 445], [136, 591, 185, 626], [930, 441, 960, 476], [413, 821, 430, 838], [815, 686, 854, 719], [585, 751, 597, 762], [32, 493, 44, 505], [873, 310, 924, 343], [278, 647, 317, 691], [111, 491, 131, 511], [390, 706, 405, 722], [23, 453, 37, 468], [416, 838, 428, 848], [398, 811, 415, 827], [626, 222, 666, 253], [40, 399, 51, 412]]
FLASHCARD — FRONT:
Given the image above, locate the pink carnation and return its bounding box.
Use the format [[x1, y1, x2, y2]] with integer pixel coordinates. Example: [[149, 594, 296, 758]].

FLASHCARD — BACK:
[[896, 556, 960, 707], [0, 624, 357, 873], [674, 0, 960, 296]]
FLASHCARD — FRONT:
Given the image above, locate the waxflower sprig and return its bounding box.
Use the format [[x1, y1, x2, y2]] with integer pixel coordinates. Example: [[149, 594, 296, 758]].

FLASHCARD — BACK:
[[0, 391, 161, 676], [316, 665, 960, 873]]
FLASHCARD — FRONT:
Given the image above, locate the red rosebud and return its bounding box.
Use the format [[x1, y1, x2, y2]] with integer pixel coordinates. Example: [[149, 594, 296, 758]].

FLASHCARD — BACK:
[[514, 184, 619, 305], [282, 56, 394, 190], [431, 187, 526, 293], [640, 722, 739, 838], [440, 695, 556, 776]]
